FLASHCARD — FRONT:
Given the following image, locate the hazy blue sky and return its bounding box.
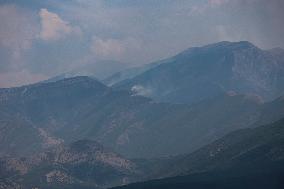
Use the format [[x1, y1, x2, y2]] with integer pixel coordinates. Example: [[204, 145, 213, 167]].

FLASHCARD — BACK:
[[0, 0, 284, 87]]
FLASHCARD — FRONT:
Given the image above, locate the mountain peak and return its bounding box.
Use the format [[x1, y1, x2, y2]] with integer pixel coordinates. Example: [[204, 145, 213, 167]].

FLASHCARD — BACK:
[[202, 41, 257, 51], [178, 41, 257, 58]]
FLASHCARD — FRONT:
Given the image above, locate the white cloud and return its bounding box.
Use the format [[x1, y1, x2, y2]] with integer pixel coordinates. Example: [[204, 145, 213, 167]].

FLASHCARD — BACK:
[[91, 37, 125, 59], [90, 37, 140, 61], [39, 8, 79, 41]]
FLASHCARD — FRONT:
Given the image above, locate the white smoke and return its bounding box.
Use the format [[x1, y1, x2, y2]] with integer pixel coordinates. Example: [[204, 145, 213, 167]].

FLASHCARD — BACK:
[[131, 85, 152, 97]]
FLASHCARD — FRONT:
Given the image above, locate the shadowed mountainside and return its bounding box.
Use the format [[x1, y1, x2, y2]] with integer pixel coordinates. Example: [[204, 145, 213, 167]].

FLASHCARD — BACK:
[[112, 118, 284, 189]]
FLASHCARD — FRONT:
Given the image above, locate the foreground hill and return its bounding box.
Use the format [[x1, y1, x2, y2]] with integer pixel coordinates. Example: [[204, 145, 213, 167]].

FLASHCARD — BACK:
[[114, 168, 284, 189], [0, 76, 284, 158], [113, 118, 284, 189], [1, 118, 284, 189], [155, 118, 284, 177], [114, 41, 284, 104]]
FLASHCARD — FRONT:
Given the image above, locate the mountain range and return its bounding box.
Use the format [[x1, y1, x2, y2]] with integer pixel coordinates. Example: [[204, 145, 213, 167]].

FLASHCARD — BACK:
[[0, 41, 284, 189]]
